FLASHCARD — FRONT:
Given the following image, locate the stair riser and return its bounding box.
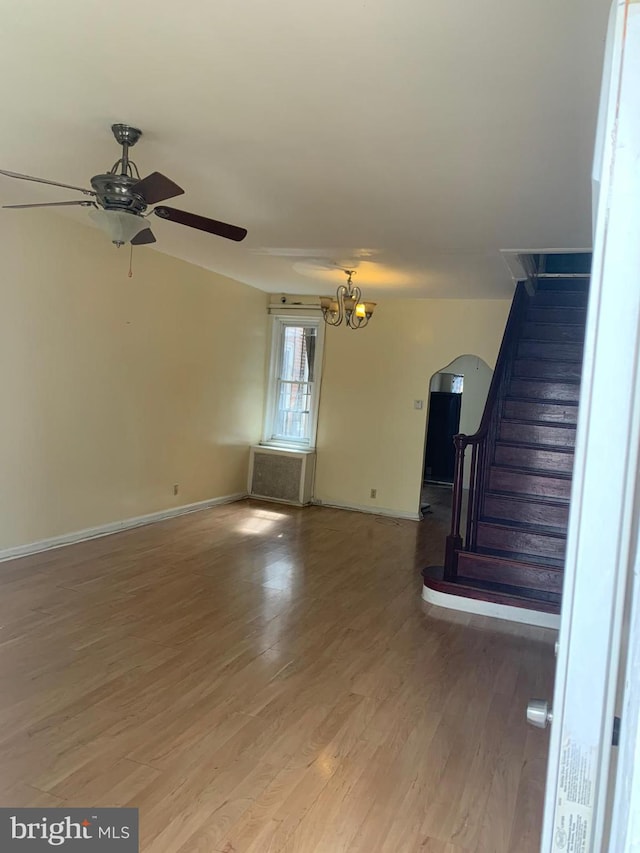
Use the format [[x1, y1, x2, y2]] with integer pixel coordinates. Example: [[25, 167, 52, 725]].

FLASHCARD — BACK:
[[512, 359, 583, 382], [500, 421, 576, 447], [457, 553, 563, 594], [508, 379, 580, 402], [527, 307, 587, 324], [536, 256, 591, 275], [423, 574, 560, 614], [483, 495, 569, 531], [534, 291, 589, 307], [434, 274, 591, 612], [527, 305, 587, 328], [476, 523, 566, 561], [518, 341, 584, 362], [522, 323, 585, 343], [490, 468, 572, 500], [504, 400, 578, 424], [494, 445, 574, 474]]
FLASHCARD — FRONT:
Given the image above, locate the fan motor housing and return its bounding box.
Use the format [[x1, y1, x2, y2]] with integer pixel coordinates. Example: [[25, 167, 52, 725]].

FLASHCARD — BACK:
[[90, 173, 147, 214]]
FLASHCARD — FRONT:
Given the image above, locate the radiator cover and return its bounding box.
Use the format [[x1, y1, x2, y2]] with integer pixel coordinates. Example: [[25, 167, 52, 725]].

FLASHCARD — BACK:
[[248, 446, 316, 505]]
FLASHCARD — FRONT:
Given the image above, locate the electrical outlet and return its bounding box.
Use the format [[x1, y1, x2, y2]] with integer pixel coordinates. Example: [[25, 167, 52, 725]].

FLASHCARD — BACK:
[[173, 484, 179, 496], [370, 488, 377, 499]]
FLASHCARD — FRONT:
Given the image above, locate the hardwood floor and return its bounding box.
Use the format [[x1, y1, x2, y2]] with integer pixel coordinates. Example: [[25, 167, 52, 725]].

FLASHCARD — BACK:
[[0, 498, 555, 852]]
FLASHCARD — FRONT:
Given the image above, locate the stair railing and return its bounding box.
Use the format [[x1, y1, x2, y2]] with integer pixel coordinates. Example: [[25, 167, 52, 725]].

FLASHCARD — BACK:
[[444, 281, 531, 580]]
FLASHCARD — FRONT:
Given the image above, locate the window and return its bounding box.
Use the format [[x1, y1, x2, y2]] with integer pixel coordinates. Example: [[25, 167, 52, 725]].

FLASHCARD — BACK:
[[451, 374, 464, 394], [263, 316, 324, 448]]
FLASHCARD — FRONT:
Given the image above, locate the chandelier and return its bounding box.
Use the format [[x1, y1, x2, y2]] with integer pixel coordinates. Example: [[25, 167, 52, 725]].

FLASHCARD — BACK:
[[320, 270, 376, 330]]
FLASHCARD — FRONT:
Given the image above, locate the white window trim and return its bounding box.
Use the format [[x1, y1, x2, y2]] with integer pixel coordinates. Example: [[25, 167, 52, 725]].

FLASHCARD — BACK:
[[261, 312, 325, 450]]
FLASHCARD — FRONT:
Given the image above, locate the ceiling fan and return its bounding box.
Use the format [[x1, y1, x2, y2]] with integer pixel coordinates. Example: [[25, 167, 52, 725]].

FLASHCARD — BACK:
[[0, 123, 247, 247]]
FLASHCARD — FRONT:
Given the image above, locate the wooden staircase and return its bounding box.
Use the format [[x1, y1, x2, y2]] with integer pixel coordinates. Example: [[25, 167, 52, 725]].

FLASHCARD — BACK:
[[423, 257, 590, 616]]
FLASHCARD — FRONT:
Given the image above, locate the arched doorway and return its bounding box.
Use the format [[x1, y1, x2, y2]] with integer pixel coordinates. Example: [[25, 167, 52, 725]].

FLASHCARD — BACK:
[[421, 355, 493, 510]]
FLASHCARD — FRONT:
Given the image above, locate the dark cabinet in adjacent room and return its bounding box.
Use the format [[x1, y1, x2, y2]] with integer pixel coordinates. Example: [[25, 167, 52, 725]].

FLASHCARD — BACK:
[[423, 391, 462, 483]]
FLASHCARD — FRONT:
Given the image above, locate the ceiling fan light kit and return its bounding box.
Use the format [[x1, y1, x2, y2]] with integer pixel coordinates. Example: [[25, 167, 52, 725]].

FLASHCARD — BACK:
[[0, 123, 247, 248], [88, 208, 151, 245], [320, 269, 376, 329]]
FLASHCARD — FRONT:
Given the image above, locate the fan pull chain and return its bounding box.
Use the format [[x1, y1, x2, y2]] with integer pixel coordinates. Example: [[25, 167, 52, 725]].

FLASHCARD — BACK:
[[128, 244, 134, 278]]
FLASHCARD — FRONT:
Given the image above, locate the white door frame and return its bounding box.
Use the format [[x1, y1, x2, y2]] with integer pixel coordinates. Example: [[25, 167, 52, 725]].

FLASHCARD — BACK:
[[541, 2, 640, 850]]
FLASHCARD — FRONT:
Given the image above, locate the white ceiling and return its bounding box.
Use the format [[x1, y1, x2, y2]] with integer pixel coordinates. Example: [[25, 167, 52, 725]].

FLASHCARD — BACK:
[[0, 0, 610, 299]]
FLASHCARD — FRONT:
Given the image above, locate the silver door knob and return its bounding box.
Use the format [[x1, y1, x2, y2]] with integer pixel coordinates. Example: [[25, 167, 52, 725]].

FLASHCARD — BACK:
[[527, 699, 553, 728]]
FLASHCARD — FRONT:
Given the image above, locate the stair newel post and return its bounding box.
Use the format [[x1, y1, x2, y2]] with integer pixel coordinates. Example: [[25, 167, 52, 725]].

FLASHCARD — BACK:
[[444, 433, 466, 580]]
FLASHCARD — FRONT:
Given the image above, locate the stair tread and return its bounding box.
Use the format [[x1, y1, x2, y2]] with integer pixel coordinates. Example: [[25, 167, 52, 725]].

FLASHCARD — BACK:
[[514, 352, 583, 360], [505, 398, 579, 407], [478, 519, 567, 540], [511, 368, 582, 388], [515, 355, 584, 364], [534, 294, 589, 299], [501, 417, 576, 429], [509, 377, 581, 387], [500, 416, 576, 432], [495, 440, 574, 454], [494, 462, 572, 480], [481, 516, 567, 536], [526, 315, 586, 323], [510, 373, 582, 383], [517, 344, 584, 361], [476, 545, 564, 569], [527, 296, 584, 314], [521, 337, 584, 343], [500, 421, 577, 432], [514, 356, 581, 364], [492, 462, 574, 476], [505, 395, 580, 405], [491, 464, 572, 480], [457, 550, 564, 571], [512, 373, 582, 385], [523, 321, 586, 328], [489, 487, 570, 505], [484, 490, 570, 507]]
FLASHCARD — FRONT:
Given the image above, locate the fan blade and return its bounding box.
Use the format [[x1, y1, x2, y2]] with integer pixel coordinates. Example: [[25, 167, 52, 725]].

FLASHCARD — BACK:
[[130, 172, 184, 205], [3, 200, 95, 209], [153, 206, 247, 242], [131, 227, 156, 245], [0, 169, 94, 196]]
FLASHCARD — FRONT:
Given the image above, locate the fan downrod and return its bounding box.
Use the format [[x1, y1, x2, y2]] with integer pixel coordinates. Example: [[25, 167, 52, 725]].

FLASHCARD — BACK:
[[111, 124, 142, 148]]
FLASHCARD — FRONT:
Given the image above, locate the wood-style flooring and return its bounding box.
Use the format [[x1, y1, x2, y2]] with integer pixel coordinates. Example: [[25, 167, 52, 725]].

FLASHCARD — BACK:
[[0, 495, 555, 852]]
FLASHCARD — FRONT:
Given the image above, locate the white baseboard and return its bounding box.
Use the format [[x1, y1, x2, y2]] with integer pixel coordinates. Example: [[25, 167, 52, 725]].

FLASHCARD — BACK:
[[248, 494, 311, 507], [313, 499, 421, 521], [0, 493, 247, 564], [422, 583, 560, 630]]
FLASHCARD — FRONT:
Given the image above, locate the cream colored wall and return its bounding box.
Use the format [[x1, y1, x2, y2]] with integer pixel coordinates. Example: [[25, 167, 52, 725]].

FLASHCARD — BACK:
[[455, 356, 493, 437], [0, 213, 268, 550], [314, 299, 510, 517]]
